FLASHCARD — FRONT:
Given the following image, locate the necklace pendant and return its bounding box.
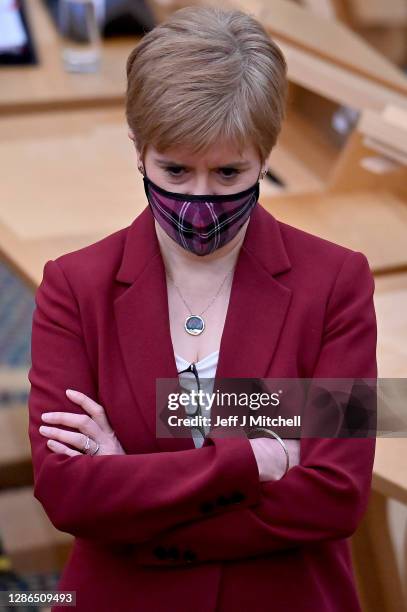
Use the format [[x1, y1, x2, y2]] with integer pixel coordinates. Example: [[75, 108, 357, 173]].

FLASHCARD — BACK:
[[185, 315, 205, 336]]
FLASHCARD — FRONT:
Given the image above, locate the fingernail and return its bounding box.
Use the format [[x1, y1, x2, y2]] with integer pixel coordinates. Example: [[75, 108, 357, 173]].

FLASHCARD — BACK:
[[66, 389, 77, 396]]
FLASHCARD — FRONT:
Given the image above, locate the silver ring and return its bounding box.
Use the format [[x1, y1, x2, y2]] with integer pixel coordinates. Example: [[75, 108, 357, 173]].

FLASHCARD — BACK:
[[82, 435, 90, 453], [247, 427, 290, 477], [90, 441, 100, 456]]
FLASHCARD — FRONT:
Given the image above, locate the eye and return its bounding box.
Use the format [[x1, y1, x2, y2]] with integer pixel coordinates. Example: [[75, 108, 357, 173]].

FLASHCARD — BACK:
[[219, 168, 240, 179], [164, 165, 186, 177]]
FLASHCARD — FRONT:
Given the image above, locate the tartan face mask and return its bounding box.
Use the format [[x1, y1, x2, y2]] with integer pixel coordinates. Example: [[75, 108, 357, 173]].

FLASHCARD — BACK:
[[143, 174, 260, 256]]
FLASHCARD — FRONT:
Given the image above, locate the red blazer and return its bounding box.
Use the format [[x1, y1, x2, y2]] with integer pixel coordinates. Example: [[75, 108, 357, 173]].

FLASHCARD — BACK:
[[28, 202, 377, 612]]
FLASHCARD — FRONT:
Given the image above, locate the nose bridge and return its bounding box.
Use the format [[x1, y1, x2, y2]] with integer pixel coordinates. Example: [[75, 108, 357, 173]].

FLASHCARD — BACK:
[[190, 170, 212, 196]]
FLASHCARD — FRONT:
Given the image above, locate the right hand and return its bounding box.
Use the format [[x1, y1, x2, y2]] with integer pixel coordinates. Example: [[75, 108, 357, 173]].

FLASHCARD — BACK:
[[249, 437, 301, 482]]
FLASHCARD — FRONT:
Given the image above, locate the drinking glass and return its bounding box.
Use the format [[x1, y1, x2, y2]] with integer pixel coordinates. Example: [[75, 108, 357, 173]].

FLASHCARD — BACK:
[[58, 0, 103, 73]]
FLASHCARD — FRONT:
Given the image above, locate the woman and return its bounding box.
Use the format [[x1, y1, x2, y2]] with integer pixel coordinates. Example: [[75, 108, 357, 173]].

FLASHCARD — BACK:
[[28, 6, 377, 612]]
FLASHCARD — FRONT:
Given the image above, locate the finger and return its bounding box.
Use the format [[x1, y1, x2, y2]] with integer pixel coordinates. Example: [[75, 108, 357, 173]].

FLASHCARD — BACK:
[[40, 425, 92, 453], [41, 411, 100, 440], [65, 390, 114, 433], [46, 438, 82, 456]]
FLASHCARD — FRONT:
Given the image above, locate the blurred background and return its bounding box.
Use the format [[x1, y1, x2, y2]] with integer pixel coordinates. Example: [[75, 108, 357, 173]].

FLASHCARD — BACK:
[[0, 0, 406, 610]]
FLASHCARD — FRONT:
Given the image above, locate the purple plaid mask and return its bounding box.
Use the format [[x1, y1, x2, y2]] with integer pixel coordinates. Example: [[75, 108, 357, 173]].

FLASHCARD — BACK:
[[143, 174, 260, 256]]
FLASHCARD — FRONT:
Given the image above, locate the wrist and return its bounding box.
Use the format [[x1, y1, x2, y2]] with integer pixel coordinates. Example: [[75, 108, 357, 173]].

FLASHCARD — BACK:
[[248, 428, 290, 482]]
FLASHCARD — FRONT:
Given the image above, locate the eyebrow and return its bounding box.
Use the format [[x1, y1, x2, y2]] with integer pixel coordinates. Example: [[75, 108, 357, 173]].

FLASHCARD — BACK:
[[154, 158, 251, 168]]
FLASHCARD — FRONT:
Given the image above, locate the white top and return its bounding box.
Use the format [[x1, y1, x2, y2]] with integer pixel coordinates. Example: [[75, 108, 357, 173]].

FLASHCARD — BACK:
[[175, 350, 219, 448]]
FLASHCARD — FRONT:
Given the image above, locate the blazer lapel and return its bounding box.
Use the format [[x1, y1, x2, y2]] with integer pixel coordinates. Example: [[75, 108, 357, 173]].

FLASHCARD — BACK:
[[114, 202, 292, 452]]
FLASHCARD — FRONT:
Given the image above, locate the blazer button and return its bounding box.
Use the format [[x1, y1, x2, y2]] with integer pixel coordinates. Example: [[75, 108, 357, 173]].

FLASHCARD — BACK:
[[167, 546, 180, 560], [216, 495, 231, 506], [153, 546, 168, 560], [183, 549, 197, 564], [229, 490, 245, 504], [199, 500, 215, 514]]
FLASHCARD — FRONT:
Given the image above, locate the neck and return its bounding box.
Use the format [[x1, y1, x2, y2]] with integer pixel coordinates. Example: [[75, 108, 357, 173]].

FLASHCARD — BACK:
[[155, 218, 250, 288]]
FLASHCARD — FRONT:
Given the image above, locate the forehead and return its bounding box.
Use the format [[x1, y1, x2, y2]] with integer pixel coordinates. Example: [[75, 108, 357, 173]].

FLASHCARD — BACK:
[[149, 140, 258, 165]]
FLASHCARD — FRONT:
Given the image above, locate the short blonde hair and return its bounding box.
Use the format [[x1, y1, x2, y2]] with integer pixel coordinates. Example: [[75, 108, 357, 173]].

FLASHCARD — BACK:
[[125, 5, 288, 163]]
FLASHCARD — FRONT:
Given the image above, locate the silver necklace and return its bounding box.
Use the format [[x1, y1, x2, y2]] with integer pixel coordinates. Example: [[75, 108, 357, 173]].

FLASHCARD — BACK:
[[167, 268, 234, 336]]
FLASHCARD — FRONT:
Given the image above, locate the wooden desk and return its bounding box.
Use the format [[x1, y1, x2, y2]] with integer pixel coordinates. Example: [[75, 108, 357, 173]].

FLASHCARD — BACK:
[[0, 107, 141, 286], [260, 189, 407, 274], [0, 0, 142, 115]]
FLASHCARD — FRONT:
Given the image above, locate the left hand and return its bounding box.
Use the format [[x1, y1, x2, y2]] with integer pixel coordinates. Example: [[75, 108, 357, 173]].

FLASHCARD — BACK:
[[39, 389, 126, 456]]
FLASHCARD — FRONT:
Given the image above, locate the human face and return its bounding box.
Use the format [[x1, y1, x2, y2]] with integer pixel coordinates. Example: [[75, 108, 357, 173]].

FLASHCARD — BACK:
[[129, 135, 266, 195]]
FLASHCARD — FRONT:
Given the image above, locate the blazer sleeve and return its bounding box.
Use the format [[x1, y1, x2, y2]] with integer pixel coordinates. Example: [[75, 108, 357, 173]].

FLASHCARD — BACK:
[[133, 250, 378, 566], [28, 259, 262, 545]]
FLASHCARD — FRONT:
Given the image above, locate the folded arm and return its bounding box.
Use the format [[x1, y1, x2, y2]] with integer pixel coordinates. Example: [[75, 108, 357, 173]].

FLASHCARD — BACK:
[[132, 250, 378, 566], [28, 259, 262, 546]]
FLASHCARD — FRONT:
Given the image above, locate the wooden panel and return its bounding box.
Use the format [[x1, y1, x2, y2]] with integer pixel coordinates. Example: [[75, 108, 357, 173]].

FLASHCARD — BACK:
[[351, 26, 407, 68], [374, 272, 407, 379], [373, 439, 407, 503], [0, 220, 104, 290], [260, 189, 407, 273], [278, 40, 407, 112], [219, 0, 407, 94], [268, 107, 340, 192], [351, 490, 407, 612], [360, 107, 407, 158], [349, 0, 407, 26], [299, 0, 337, 20], [328, 129, 407, 196], [350, 272, 407, 611], [0, 402, 32, 488]]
